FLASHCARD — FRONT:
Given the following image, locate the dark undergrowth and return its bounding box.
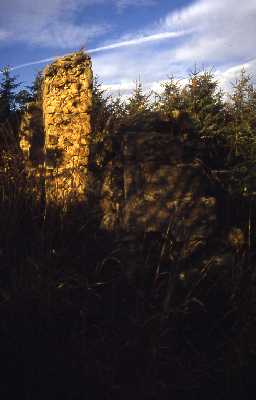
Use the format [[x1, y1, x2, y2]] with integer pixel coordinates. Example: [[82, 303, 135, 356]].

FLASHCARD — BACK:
[[0, 119, 256, 400], [0, 182, 255, 400]]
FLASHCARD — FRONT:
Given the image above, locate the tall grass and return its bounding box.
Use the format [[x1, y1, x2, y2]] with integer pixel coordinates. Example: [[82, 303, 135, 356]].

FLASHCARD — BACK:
[[0, 121, 255, 399]]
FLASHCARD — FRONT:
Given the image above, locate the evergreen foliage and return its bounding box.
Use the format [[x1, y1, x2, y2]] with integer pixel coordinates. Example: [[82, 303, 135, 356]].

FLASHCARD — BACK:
[[0, 66, 21, 123], [181, 69, 227, 166], [154, 75, 184, 117], [27, 70, 44, 103], [91, 76, 112, 139], [126, 78, 152, 116], [184, 69, 224, 135], [15, 89, 33, 111], [89, 67, 256, 198], [226, 69, 256, 195]]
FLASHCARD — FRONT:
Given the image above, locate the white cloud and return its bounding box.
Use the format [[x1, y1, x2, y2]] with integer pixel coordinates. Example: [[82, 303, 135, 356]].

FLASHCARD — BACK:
[[216, 59, 256, 92], [96, 0, 256, 95], [2, 0, 256, 98], [0, 30, 9, 41], [28, 22, 108, 49], [10, 29, 187, 71], [102, 79, 135, 93], [0, 0, 108, 48], [92, 44, 185, 94], [163, 0, 256, 64], [0, 0, 160, 49]]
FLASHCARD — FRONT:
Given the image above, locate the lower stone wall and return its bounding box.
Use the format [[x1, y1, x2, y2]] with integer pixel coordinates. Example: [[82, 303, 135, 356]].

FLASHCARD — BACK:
[[99, 129, 217, 259]]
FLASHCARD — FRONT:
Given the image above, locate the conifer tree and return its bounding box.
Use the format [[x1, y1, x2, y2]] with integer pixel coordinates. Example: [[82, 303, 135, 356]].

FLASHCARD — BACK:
[[27, 70, 44, 103], [155, 75, 184, 118], [182, 68, 227, 166], [0, 66, 21, 123], [228, 69, 256, 157], [91, 76, 112, 138], [109, 93, 126, 121], [184, 69, 225, 137], [126, 79, 151, 116], [15, 71, 44, 112], [15, 89, 33, 111], [227, 69, 256, 195], [89, 76, 114, 171]]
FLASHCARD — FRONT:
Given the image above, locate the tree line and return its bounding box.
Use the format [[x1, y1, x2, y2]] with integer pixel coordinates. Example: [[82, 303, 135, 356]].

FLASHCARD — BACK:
[[0, 66, 43, 124], [91, 69, 256, 198]]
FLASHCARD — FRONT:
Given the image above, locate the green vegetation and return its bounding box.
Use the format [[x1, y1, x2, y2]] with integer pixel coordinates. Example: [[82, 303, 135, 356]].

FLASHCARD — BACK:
[[0, 66, 255, 399]]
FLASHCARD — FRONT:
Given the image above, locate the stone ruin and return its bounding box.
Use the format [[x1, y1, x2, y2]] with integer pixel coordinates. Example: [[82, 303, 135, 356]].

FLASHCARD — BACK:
[[20, 51, 93, 205], [17, 50, 247, 285], [19, 51, 220, 261]]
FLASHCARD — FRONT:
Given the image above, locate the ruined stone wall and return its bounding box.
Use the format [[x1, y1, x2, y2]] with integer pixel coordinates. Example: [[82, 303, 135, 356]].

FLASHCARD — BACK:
[[19, 52, 217, 256], [100, 127, 217, 259], [43, 52, 93, 205]]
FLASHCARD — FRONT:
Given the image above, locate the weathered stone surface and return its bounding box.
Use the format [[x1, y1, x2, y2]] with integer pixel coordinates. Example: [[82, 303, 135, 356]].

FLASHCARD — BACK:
[[101, 131, 214, 218], [43, 51, 93, 205], [19, 51, 93, 206], [98, 128, 217, 262]]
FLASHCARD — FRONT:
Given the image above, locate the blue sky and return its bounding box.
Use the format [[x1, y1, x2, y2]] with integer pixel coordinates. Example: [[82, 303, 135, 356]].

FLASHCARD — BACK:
[[0, 0, 255, 95]]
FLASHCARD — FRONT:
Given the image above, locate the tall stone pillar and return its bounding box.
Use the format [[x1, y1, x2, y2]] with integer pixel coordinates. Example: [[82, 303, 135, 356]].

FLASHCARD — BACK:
[[43, 51, 93, 205]]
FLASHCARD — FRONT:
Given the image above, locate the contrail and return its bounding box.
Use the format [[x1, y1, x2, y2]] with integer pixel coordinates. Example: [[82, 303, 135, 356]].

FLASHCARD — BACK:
[[5, 30, 187, 72], [88, 30, 186, 53]]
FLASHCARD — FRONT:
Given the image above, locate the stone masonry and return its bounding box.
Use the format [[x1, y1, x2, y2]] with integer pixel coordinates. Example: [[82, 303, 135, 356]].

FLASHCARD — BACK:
[[43, 52, 93, 204], [99, 120, 217, 260], [19, 51, 93, 206]]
